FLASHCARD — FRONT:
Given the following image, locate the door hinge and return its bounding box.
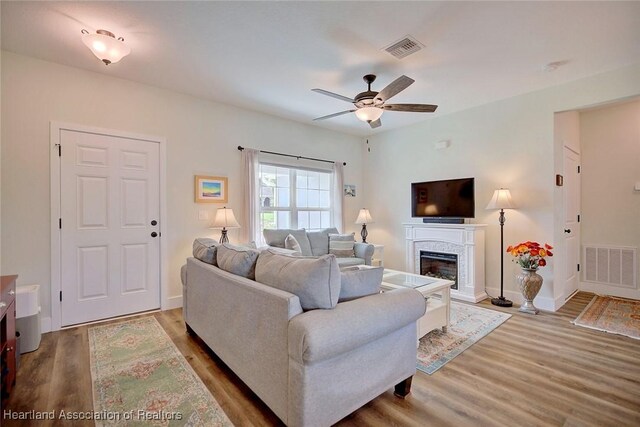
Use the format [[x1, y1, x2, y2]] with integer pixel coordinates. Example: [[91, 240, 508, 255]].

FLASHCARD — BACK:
[[577, 214, 580, 223], [577, 165, 580, 173], [577, 263, 580, 272], [55, 144, 61, 157], [59, 218, 62, 229], [59, 291, 63, 302]]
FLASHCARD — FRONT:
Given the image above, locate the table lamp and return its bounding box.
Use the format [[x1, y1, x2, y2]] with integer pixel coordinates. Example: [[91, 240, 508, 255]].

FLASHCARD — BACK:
[[486, 189, 517, 307], [210, 207, 240, 243], [355, 208, 374, 243]]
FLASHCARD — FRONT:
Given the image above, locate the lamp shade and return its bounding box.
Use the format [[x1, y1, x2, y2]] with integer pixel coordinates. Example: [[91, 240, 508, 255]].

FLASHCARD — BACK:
[[211, 207, 240, 229], [486, 188, 517, 210], [81, 29, 131, 65], [355, 107, 383, 122], [355, 208, 374, 224]]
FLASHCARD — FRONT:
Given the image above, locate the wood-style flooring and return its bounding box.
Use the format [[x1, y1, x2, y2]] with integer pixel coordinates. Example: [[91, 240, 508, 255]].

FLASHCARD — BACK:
[[5, 292, 640, 426]]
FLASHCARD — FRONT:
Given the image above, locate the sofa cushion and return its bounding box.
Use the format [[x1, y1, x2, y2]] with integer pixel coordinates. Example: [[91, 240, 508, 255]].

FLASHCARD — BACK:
[[307, 227, 339, 256], [339, 266, 383, 302], [217, 243, 260, 279], [337, 257, 366, 267], [284, 234, 302, 255], [263, 229, 312, 256], [255, 249, 341, 310], [329, 233, 356, 258], [192, 238, 219, 265]]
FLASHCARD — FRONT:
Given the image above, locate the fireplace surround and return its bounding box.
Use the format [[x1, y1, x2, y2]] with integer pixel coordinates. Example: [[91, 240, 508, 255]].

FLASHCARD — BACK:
[[404, 223, 487, 302]]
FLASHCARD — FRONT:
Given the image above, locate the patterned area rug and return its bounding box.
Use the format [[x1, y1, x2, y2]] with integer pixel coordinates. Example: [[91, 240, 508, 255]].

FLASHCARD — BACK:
[[417, 302, 511, 375], [89, 317, 233, 426], [572, 295, 640, 340]]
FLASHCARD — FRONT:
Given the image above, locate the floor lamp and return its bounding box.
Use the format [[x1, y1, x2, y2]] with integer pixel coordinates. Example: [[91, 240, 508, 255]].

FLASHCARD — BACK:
[[486, 189, 517, 307]]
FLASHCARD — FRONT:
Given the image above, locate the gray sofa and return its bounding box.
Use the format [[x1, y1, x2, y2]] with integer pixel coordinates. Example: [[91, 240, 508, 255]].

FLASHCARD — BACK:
[[182, 243, 425, 427], [263, 227, 375, 267]]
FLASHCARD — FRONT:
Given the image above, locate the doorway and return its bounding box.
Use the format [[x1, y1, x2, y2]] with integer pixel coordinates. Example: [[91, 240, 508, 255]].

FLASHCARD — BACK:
[[51, 123, 165, 328]]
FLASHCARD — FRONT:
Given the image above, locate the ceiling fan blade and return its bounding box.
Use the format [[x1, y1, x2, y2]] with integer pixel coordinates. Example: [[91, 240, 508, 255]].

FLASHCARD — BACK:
[[376, 75, 415, 102], [312, 88, 354, 103], [369, 118, 382, 129], [383, 103, 438, 113], [313, 110, 356, 121]]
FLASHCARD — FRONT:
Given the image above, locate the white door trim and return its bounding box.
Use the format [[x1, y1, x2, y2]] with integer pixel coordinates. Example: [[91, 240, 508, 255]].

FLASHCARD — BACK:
[[50, 122, 168, 331]]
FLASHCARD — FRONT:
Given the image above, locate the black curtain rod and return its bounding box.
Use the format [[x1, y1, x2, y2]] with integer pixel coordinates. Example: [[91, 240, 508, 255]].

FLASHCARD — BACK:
[[237, 146, 346, 166]]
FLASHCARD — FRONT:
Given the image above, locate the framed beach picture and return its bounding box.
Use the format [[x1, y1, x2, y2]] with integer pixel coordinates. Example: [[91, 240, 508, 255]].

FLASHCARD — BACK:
[[195, 175, 228, 203]]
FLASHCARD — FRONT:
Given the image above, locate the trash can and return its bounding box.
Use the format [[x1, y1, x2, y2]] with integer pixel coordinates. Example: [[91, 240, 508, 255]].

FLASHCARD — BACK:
[[16, 284, 41, 353]]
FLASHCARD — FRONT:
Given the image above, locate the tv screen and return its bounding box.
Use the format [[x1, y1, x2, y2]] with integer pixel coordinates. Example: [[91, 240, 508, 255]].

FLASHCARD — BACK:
[[411, 178, 475, 218]]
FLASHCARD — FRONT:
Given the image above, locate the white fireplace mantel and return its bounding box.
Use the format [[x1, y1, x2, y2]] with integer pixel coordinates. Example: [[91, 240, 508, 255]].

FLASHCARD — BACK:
[[403, 222, 487, 303]]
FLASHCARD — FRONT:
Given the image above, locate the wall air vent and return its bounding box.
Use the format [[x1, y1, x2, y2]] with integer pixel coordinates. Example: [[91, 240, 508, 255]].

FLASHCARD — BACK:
[[583, 244, 637, 288], [383, 35, 425, 59]]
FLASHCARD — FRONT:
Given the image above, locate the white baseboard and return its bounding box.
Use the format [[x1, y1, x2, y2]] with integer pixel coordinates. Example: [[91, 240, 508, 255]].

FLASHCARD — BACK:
[[163, 295, 183, 310], [485, 287, 559, 312], [579, 281, 640, 300], [41, 316, 52, 333]]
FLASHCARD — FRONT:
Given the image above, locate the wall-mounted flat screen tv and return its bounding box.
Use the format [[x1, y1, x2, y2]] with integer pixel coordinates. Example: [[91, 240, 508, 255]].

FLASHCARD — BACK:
[[411, 178, 475, 218]]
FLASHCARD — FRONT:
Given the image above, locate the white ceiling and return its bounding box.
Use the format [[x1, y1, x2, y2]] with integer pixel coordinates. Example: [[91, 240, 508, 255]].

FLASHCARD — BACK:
[[2, 1, 640, 136]]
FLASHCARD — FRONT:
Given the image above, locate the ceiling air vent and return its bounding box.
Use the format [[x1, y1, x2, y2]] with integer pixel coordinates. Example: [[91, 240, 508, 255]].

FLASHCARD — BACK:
[[383, 35, 424, 59]]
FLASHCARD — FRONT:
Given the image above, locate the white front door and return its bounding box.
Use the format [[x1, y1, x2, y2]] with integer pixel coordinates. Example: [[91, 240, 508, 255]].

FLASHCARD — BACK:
[[60, 129, 160, 326], [563, 146, 581, 300]]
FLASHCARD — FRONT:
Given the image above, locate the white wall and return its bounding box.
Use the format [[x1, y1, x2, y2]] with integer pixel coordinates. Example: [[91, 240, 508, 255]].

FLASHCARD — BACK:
[[1, 52, 364, 329], [579, 99, 640, 298], [364, 62, 640, 311]]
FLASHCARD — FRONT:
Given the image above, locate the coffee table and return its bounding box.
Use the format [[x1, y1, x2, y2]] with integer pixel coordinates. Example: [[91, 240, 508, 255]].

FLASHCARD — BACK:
[[380, 268, 453, 339]]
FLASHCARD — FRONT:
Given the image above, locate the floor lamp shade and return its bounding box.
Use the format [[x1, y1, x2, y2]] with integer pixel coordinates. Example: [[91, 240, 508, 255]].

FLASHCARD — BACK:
[[486, 189, 516, 307], [486, 188, 517, 210], [210, 207, 240, 243], [355, 209, 374, 243]]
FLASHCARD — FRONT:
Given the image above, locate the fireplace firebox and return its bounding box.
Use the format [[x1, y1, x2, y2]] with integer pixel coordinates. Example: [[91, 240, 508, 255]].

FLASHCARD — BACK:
[[420, 251, 458, 290]]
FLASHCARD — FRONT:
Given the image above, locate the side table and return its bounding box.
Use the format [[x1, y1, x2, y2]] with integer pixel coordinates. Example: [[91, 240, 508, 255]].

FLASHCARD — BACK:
[[371, 244, 384, 267]]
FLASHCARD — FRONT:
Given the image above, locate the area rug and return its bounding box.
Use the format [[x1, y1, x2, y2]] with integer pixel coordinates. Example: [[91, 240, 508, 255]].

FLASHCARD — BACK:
[[89, 317, 233, 426], [417, 302, 511, 375], [572, 295, 640, 340]]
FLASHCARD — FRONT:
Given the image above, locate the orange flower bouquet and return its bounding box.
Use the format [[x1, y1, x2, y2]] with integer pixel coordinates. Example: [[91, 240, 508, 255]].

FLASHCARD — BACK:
[[506, 241, 553, 270]]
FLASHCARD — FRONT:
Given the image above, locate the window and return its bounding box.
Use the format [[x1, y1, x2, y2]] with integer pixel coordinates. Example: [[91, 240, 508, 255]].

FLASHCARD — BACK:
[[259, 163, 333, 236]]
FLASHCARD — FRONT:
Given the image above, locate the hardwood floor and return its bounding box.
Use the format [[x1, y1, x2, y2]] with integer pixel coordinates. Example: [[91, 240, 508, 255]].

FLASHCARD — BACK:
[[5, 292, 640, 426]]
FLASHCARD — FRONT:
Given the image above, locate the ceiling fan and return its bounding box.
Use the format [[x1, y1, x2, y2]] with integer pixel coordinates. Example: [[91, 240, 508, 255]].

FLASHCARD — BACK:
[[312, 74, 437, 128]]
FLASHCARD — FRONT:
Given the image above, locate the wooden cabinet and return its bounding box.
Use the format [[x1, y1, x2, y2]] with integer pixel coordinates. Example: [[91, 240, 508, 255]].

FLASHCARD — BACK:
[[1, 275, 17, 411]]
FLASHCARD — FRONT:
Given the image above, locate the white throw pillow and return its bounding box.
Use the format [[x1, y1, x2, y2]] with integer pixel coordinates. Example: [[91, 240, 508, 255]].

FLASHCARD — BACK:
[[284, 234, 303, 255]]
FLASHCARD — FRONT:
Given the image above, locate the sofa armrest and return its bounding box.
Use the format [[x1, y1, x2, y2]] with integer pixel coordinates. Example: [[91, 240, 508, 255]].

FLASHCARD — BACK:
[[354, 242, 375, 265], [288, 288, 426, 364]]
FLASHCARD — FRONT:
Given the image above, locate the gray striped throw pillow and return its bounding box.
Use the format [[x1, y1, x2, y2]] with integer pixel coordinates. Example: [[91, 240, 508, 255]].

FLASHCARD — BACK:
[[329, 233, 355, 258]]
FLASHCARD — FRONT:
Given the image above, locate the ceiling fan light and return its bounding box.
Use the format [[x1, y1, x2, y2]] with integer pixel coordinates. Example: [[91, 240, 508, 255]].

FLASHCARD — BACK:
[[355, 106, 383, 122], [81, 29, 131, 65]]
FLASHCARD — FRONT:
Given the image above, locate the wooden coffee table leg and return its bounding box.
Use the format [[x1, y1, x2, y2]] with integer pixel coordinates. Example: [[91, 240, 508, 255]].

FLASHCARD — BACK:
[[394, 376, 413, 398]]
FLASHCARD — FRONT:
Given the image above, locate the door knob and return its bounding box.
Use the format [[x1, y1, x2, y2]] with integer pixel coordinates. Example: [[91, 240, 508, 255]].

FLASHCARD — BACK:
[[151, 220, 157, 226], [564, 229, 571, 233], [151, 232, 158, 238]]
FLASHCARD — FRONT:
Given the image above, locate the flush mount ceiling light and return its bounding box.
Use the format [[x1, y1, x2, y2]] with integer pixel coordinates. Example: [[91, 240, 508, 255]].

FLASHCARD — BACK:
[[81, 29, 131, 65]]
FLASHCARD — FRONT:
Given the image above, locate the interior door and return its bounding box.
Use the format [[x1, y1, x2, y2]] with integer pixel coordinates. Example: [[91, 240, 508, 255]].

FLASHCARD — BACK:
[[60, 129, 160, 326], [563, 146, 581, 300]]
